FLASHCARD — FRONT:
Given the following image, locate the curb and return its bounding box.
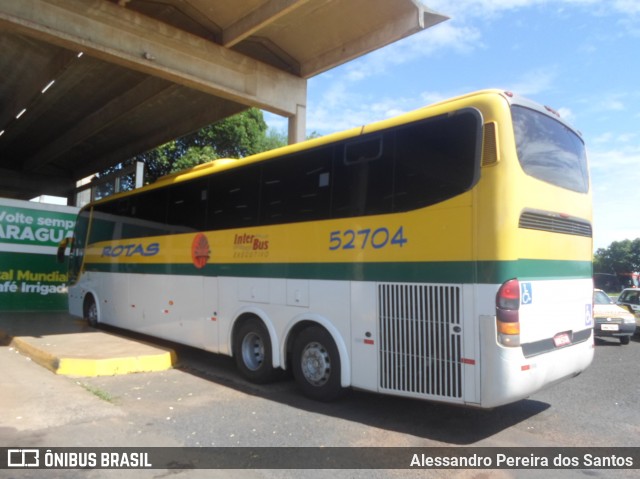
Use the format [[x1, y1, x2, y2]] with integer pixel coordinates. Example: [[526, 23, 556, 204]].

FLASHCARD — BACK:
[[1, 329, 175, 377]]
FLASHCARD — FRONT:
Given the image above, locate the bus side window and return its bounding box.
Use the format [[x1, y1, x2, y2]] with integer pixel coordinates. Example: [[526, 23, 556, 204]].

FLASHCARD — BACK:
[[90, 201, 123, 243], [167, 178, 208, 232], [332, 133, 394, 218], [209, 167, 260, 230], [126, 189, 169, 238], [394, 111, 481, 212], [344, 135, 383, 164], [260, 147, 332, 225]]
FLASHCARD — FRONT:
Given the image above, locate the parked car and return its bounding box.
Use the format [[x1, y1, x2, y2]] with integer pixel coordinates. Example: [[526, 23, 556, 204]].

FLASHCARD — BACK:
[[593, 289, 636, 345], [616, 288, 640, 328]]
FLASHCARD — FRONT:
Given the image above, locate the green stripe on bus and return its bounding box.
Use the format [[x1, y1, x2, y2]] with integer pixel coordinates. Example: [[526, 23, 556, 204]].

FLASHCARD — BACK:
[[84, 259, 592, 284]]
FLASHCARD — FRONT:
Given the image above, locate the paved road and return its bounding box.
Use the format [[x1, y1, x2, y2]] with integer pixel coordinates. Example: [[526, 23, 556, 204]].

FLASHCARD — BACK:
[[1, 332, 639, 479]]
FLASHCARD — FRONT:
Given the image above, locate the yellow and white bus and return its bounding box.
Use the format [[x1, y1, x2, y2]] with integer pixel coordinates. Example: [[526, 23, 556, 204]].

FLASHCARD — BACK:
[[61, 89, 594, 408]]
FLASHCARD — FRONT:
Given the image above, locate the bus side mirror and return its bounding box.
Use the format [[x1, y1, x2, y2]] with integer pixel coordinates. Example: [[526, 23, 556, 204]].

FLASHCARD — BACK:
[[56, 238, 71, 263]]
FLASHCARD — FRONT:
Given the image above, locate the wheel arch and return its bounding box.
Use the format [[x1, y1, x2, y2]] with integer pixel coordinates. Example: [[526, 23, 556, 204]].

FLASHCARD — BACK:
[[229, 307, 281, 368], [283, 314, 351, 388], [81, 289, 101, 325]]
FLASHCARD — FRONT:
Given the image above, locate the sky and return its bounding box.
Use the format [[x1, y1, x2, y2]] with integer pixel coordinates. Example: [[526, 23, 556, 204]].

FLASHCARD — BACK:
[[265, 0, 640, 251]]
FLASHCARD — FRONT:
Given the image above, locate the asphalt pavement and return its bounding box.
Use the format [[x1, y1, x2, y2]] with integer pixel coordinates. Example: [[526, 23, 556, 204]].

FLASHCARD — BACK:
[[1, 312, 638, 479]]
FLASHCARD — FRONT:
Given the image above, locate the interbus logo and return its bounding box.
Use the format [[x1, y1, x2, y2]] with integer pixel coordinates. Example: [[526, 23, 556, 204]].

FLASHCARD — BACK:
[[7, 449, 39, 467], [191, 233, 210, 269]]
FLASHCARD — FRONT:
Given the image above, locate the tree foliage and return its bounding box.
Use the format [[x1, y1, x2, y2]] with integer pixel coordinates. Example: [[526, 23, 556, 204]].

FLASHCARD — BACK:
[[97, 108, 286, 186], [593, 239, 640, 274]]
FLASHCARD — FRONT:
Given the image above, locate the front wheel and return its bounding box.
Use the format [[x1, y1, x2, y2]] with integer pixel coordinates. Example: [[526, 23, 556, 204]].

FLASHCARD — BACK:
[[83, 295, 98, 327], [292, 326, 345, 401], [234, 318, 279, 384], [620, 335, 630, 345]]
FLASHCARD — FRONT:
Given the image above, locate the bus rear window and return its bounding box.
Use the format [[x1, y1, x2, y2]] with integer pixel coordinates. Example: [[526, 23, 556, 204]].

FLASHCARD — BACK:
[[512, 105, 589, 193]]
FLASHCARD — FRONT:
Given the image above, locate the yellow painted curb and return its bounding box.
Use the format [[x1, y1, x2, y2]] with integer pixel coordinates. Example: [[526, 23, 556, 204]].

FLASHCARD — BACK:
[[55, 350, 176, 376], [6, 334, 175, 377]]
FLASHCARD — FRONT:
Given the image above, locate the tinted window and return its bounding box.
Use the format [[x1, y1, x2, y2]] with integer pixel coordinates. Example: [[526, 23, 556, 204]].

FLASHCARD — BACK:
[[85, 109, 482, 236], [261, 147, 332, 224], [89, 189, 170, 242], [344, 135, 383, 164], [394, 111, 481, 211], [512, 106, 589, 193], [90, 198, 131, 242], [209, 167, 260, 229], [126, 189, 169, 238], [167, 179, 208, 232], [332, 133, 394, 217]]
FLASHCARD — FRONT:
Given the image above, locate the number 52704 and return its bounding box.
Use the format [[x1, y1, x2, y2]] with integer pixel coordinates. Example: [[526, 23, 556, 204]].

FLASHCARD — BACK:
[[328, 226, 408, 251]]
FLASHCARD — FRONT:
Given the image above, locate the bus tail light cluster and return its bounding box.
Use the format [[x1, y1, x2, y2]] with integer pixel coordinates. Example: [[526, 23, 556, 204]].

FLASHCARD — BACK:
[[496, 278, 521, 347]]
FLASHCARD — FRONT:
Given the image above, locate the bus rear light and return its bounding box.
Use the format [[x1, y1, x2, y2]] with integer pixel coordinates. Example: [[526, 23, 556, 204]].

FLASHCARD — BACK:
[[498, 331, 521, 347], [496, 279, 521, 347], [497, 320, 520, 335], [497, 278, 520, 310]]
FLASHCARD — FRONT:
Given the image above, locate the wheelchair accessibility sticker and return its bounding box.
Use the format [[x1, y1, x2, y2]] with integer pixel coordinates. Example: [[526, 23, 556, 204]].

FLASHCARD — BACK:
[[520, 282, 533, 305]]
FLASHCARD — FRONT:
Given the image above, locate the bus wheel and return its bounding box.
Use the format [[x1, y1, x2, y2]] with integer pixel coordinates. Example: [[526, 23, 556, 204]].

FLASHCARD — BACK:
[[234, 318, 278, 384], [292, 326, 345, 402], [83, 295, 98, 327]]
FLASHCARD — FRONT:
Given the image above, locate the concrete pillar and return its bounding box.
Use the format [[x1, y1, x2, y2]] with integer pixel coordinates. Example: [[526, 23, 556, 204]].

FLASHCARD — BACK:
[[288, 103, 306, 144]]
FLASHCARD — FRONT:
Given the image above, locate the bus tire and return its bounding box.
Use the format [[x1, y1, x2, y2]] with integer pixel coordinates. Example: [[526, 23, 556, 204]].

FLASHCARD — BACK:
[[83, 295, 98, 327], [292, 326, 345, 402], [234, 318, 278, 384]]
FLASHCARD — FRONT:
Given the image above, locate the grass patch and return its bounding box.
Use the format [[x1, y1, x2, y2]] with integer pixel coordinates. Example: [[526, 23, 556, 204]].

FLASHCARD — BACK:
[[78, 383, 115, 403]]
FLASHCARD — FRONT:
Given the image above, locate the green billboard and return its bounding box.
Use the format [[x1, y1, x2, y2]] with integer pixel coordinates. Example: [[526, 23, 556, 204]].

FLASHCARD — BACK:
[[0, 198, 78, 311]]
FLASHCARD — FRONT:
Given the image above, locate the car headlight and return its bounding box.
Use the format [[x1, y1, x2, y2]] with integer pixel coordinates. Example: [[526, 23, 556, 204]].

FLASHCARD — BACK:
[[624, 317, 636, 324]]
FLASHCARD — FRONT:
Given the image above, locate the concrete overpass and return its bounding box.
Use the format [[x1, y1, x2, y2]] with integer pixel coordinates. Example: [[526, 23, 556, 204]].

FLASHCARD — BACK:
[[0, 0, 447, 201]]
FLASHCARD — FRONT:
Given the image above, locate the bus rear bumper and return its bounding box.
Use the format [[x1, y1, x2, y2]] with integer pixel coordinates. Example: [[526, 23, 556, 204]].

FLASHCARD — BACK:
[[479, 322, 594, 408]]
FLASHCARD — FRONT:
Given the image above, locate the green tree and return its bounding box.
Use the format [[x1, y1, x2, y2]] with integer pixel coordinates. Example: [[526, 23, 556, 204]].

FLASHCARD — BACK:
[[97, 108, 285, 186], [259, 128, 288, 152], [593, 239, 640, 274]]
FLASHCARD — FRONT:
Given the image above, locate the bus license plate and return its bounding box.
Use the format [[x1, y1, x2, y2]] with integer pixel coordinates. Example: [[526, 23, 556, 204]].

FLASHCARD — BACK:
[[553, 333, 571, 347], [601, 324, 619, 331]]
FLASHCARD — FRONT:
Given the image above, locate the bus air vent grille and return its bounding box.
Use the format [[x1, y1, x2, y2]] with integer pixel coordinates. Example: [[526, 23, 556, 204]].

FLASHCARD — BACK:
[[482, 122, 498, 166], [378, 283, 462, 400], [519, 209, 592, 237]]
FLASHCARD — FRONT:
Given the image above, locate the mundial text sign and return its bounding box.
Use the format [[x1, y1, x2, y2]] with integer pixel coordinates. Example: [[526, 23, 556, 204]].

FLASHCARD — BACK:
[[0, 198, 78, 311]]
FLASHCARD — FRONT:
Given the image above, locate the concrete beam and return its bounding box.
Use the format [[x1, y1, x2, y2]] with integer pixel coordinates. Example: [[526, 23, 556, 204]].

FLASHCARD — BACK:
[[23, 76, 176, 171], [223, 0, 310, 48], [300, 3, 448, 78], [0, 37, 78, 133], [0, 167, 74, 199], [0, 0, 307, 117], [73, 98, 248, 180]]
